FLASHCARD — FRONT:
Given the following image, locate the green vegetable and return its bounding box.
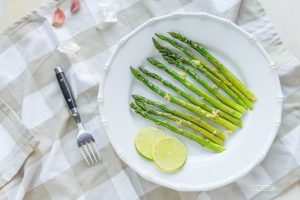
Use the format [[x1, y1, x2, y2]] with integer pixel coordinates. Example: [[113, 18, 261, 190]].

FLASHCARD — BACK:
[[135, 99, 224, 145], [155, 33, 252, 109], [168, 32, 257, 101], [139, 66, 242, 127], [130, 102, 224, 152], [153, 37, 254, 109], [132, 95, 227, 140], [146, 53, 243, 119], [130, 67, 237, 130]]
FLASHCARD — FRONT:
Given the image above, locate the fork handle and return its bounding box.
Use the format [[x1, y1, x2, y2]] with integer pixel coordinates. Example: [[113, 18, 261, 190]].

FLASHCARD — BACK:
[[55, 66, 81, 124]]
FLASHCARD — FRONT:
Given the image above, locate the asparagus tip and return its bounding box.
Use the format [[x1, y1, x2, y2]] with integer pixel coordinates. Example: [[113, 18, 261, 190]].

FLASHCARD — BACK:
[[155, 33, 164, 39], [168, 31, 178, 38], [138, 66, 144, 71], [146, 57, 154, 63], [162, 54, 176, 65], [130, 101, 142, 112], [132, 94, 144, 102], [130, 66, 137, 74], [129, 102, 136, 109], [154, 33, 160, 37], [152, 38, 162, 49], [135, 98, 148, 111], [147, 57, 158, 65], [139, 67, 149, 76], [130, 66, 136, 75], [132, 94, 142, 101], [130, 67, 145, 82], [130, 101, 150, 119]]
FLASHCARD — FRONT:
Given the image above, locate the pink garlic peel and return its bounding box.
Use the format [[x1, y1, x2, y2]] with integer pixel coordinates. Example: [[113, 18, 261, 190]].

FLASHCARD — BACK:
[[71, 0, 80, 13], [52, 8, 65, 27]]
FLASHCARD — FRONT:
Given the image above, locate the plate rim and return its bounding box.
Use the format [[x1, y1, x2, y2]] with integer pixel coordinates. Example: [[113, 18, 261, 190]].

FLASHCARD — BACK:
[[97, 12, 283, 191]]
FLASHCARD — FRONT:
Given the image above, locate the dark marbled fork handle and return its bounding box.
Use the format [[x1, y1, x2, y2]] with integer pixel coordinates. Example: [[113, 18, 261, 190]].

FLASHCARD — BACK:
[[55, 66, 102, 166]]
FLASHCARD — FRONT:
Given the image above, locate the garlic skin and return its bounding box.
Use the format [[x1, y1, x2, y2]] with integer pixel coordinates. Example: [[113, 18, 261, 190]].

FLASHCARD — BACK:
[[57, 41, 81, 54], [71, 0, 80, 13], [52, 8, 65, 27]]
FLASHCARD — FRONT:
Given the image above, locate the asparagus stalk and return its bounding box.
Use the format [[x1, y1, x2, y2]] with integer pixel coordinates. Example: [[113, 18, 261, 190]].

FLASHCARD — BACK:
[[166, 32, 254, 108], [155, 33, 252, 109], [221, 78, 254, 109], [189, 56, 253, 108], [168, 32, 257, 101], [146, 55, 242, 119], [139, 66, 242, 127], [153, 39, 253, 109], [156, 33, 200, 61], [147, 57, 246, 114], [133, 95, 227, 140], [135, 99, 224, 145], [130, 102, 224, 152], [130, 67, 237, 130], [190, 59, 254, 109], [156, 33, 225, 82]]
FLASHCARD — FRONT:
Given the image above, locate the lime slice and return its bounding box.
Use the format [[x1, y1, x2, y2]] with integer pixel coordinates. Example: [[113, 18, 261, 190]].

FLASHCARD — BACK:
[[153, 137, 186, 172], [135, 127, 165, 160]]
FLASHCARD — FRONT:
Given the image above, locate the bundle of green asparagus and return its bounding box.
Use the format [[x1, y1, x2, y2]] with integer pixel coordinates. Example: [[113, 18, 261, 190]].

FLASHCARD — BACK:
[[129, 32, 256, 153]]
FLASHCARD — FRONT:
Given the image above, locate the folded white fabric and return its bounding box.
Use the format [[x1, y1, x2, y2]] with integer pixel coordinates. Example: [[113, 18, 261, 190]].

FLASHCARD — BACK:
[[0, 98, 39, 188]]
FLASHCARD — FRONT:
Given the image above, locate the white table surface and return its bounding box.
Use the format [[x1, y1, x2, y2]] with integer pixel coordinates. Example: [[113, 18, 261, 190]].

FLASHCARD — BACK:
[[0, 0, 299, 199]]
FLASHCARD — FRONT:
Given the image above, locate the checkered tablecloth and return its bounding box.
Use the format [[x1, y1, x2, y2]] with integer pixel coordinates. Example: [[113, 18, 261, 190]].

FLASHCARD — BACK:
[[0, 0, 300, 199]]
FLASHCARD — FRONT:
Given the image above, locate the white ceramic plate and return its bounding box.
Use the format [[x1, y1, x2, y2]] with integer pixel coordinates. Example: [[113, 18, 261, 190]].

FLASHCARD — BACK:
[[98, 13, 282, 191]]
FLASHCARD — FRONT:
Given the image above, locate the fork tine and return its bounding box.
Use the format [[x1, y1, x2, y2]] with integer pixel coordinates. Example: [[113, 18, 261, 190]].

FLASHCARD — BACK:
[[87, 142, 98, 163], [79, 146, 91, 166], [92, 142, 102, 163], [83, 144, 95, 166]]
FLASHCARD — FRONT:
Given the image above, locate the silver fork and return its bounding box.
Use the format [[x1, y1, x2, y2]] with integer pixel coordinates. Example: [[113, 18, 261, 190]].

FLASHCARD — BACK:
[[55, 66, 102, 166]]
